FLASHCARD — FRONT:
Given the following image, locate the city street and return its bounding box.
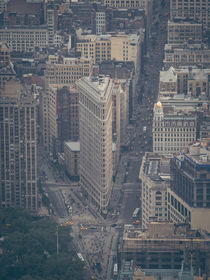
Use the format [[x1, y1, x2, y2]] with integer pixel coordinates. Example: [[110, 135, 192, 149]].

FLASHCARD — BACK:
[[38, 2, 169, 279]]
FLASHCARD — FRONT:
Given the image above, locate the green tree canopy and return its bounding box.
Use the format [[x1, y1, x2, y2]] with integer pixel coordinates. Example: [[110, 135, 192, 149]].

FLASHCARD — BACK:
[[0, 208, 84, 280]]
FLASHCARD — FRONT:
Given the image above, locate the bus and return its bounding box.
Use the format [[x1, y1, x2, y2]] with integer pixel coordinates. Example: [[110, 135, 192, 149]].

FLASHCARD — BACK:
[[77, 253, 84, 262], [113, 263, 118, 276], [132, 208, 140, 219]]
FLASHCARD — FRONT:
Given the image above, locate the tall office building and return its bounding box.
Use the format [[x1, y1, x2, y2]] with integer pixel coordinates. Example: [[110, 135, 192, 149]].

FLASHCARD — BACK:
[[76, 75, 113, 214], [139, 152, 171, 229], [169, 142, 210, 232], [46, 84, 79, 156], [0, 79, 38, 210]]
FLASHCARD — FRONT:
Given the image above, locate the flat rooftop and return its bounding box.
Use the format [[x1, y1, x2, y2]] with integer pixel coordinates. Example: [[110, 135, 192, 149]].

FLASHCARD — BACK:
[[142, 153, 171, 182], [122, 222, 210, 241], [65, 141, 80, 152], [182, 142, 210, 165]]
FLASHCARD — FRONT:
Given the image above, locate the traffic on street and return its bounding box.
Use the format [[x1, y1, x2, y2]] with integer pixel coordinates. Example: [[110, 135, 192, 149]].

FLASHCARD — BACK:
[[38, 2, 169, 278]]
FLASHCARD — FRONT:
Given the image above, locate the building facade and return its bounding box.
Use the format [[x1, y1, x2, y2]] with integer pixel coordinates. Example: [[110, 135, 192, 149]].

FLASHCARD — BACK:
[[119, 222, 210, 276], [76, 76, 113, 214], [164, 43, 210, 68], [95, 10, 106, 35], [159, 66, 210, 98], [45, 56, 92, 85], [169, 142, 210, 232], [0, 79, 38, 210], [0, 42, 10, 67], [103, 0, 149, 9], [76, 32, 143, 75], [139, 152, 171, 229], [153, 101, 197, 154], [167, 20, 203, 45], [47, 84, 79, 157], [0, 26, 48, 52], [170, 0, 210, 31], [76, 33, 111, 65], [64, 141, 80, 178], [159, 66, 177, 97], [0, 42, 16, 89]]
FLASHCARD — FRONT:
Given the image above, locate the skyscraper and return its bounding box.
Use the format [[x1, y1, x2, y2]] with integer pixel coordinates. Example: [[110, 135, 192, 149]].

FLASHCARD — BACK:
[[168, 141, 210, 232], [76, 75, 113, 214], [0, 79, 38, 210]]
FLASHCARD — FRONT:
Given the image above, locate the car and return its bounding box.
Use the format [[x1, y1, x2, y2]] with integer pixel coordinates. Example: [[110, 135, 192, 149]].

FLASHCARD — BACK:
[[66, 221, 73, 225], [111, 224, 117, 227], [80, 227, 88, 230], [133, 220, 140, 225]]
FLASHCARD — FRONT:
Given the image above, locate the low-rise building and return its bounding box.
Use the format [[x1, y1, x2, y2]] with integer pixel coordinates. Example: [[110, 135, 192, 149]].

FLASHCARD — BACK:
[[0, 26, 49, 52], [45, 55, 92, 85], [167, 19, 203, 45], [119, 222, 210, 276], [4, 0, 44, 26], [103, 0, 153, 37], [159, 67, 177, 97], [76, 30, 143, 77], [153, 101, 197, 154], [159, 66, 210, 98], [163, 43, 210, 69], [159, 95, 209, 110], [64, 141, 80, 178]]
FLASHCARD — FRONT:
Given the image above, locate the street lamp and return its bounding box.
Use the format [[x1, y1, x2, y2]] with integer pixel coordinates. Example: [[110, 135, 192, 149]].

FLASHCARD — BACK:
[[56, 225, 59, 255]]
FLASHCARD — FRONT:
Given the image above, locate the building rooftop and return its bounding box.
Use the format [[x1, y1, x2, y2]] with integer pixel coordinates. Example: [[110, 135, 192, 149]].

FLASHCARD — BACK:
[[181, 142, 210, 165], [123, 222, 210, 241], [7, 0, 43, 14], [160, 95, 208, 109], [160, 67, 177, 83], [168, 19, 202, 25], [164, 43, 209, 52], [0, 42, 10, 50], [0, 62, 16, 75], [175, 66, 210, 80], [77, 75, 112, 100], [0, 25, 48, 30], [142, 153, 171, 182], [65, 141, 80, 152]]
